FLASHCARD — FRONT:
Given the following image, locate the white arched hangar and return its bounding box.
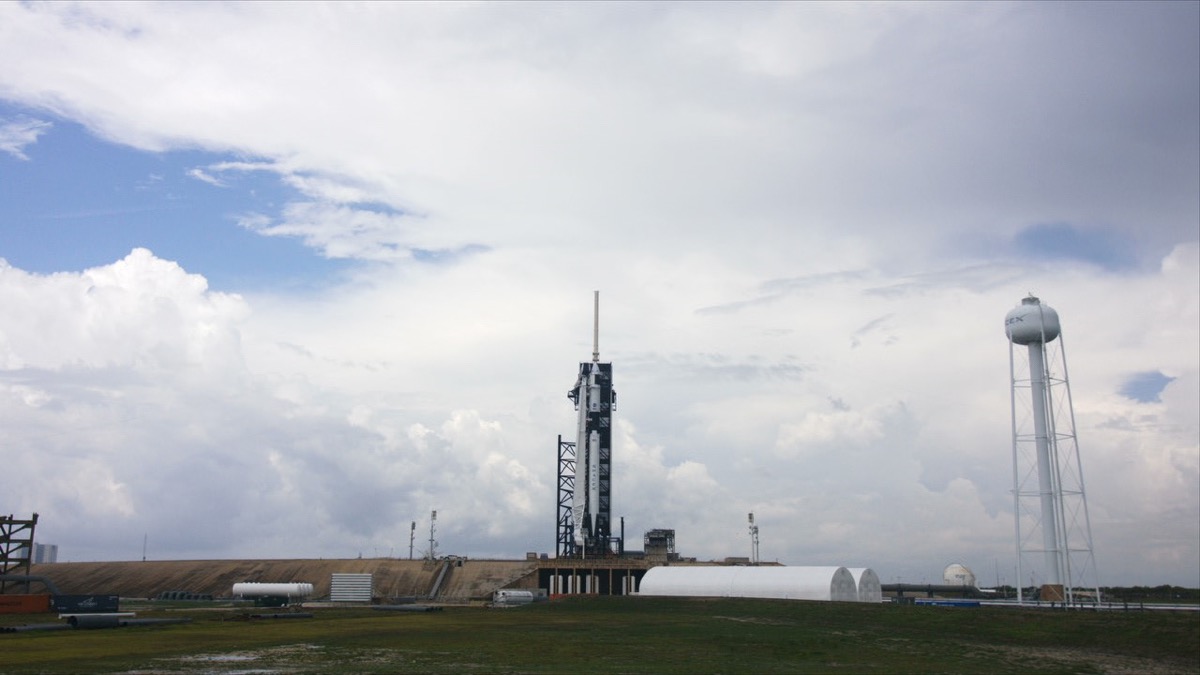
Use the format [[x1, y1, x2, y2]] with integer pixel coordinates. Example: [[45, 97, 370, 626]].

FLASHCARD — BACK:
[[638, 566, 880, 603]]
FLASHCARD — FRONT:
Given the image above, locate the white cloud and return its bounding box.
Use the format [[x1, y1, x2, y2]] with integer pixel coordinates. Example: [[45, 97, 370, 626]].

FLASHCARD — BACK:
[[0, 116, 51, 159], [185, 167, 225, 187], [0, 2, 1196, 585]]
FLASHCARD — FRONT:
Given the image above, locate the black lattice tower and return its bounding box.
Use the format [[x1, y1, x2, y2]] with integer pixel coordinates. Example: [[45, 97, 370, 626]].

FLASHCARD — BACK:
[[1, 513, 38, 594]]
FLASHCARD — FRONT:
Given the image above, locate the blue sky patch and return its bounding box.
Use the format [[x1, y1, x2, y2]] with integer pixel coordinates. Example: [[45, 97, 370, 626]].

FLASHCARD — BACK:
[[1119, 370, 1174, 403], [0, 103, 349, 292], [1012, 222, 1139, 272]]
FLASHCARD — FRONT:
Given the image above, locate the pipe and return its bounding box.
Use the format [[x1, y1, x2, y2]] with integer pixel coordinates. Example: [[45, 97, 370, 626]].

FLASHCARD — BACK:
[[248, 613, 314, 620], [1, 623, 71, 633], [119, 618, 192, 627], [0, 574, 61, 595], [68, 614, 121, 629], [882, 583, 985, 598]]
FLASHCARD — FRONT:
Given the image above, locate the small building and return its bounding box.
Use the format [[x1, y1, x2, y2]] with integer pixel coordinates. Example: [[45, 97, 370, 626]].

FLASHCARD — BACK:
[[33, 543, 58, 564]]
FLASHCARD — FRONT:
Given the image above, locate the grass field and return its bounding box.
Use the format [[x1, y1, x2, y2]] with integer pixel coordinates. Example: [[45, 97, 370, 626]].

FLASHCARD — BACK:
[[2, 596, 1197, 674]]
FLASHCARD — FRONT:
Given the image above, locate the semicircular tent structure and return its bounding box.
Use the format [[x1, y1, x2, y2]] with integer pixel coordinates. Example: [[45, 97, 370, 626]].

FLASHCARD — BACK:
[[847, 568, 882, 603], [638, 566, 859, 602]]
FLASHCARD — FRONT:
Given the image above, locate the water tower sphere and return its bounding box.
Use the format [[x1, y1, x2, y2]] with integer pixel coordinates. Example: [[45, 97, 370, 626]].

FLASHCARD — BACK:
[[1005, 296, 1061, 345]]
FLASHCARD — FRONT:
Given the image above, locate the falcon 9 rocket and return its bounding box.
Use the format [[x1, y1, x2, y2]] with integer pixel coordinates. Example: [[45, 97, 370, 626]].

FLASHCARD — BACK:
[[567, 291, 615, 556]]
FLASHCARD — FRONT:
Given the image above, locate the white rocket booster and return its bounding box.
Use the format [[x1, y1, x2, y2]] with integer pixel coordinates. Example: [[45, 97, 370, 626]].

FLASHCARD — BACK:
[[569, 291, 614, 552]]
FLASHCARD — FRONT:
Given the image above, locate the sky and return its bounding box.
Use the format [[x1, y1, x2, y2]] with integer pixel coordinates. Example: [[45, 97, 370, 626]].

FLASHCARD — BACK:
[[0, 1, 1196, 587]]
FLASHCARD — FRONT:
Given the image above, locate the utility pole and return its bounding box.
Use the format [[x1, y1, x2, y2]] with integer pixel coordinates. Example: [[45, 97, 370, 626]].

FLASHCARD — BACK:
[[409, 521, 416, 560]]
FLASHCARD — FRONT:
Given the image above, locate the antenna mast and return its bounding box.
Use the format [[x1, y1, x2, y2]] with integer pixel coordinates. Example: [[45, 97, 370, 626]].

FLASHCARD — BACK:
[[748, 513, 760, 565], [592, 290, 600, 362]]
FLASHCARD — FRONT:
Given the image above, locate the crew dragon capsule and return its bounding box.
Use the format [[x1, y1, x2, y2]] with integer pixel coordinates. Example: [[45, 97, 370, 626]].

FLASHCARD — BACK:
[[567, 291, 615, 555]]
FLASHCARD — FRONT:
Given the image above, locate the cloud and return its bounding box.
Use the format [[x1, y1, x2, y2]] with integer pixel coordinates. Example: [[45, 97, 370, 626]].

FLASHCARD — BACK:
[[0, 116, 51, 159], [186, 167, 225, 187], [241, 202, 423, 262]]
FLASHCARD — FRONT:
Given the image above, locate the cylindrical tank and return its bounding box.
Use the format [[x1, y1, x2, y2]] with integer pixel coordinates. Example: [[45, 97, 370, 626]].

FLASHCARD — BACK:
[[1005, 296, 1061, 345], [231, 582, 314, 598], [493, 589, 536, 605]]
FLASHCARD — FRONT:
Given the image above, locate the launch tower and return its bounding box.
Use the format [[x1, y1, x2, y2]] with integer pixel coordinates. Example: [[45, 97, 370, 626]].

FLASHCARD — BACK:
[[556, 292, 621, 558], [1006, 295, 1099, 604]]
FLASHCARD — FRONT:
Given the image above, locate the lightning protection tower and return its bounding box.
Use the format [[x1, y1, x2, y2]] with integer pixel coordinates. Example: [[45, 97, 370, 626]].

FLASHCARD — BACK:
[[748, 513, 760, 565], [1006, 295, 1099, 605], [558, 291, 619, 558]]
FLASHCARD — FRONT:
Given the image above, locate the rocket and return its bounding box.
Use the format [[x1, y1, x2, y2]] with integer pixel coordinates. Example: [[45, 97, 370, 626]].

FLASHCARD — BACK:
[[568, 291, 615, 554]]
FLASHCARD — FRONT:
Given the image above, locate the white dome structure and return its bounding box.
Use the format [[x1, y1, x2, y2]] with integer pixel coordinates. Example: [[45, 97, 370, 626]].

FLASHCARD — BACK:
[[847, 568, 883, 603], [638, 566, 859, 602], [943, 563, 976, 587]]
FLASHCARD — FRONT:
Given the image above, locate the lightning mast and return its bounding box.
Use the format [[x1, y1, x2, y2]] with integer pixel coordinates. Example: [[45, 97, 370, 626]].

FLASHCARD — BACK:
[[427, 510, 437, 562], [748, 513, 760, 565]]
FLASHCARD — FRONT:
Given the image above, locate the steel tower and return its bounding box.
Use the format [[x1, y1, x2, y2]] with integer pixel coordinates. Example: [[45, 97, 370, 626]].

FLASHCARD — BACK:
[[1006, 295, 1099, 604]]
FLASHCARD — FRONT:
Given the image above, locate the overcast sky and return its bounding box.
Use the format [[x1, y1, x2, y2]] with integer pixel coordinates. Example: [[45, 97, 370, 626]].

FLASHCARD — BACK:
[[1, 2, 1196, 587]]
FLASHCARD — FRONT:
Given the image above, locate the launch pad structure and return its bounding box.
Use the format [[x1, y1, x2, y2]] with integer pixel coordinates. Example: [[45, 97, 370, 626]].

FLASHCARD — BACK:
[[556, 292, 623, 559]]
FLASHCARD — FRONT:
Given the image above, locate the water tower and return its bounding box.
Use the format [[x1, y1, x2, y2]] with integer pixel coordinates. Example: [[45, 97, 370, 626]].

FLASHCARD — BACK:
[[1005, 296, 1099, 604]]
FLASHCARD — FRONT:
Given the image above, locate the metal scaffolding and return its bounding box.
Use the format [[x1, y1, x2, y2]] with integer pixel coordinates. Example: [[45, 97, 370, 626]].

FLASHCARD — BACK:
[[1, 513, 38, 594], [556, 435, 576, 558]]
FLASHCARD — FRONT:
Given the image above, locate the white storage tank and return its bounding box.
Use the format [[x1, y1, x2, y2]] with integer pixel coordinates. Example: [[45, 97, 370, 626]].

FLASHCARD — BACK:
[[638, 566, 859, 602], [943, 563, 977, 587], [493, 589, 535, 606], [232, 582, 314, 598]]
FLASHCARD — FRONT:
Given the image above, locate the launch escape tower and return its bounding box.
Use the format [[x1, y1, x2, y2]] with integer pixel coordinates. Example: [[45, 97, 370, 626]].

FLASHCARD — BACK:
[[557, 292, 622, 558], [1006, 296, 1099, 604]]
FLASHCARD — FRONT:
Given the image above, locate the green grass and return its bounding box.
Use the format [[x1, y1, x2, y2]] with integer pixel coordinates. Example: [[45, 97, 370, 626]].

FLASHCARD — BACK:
[[2, 596, 1197, 674]]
